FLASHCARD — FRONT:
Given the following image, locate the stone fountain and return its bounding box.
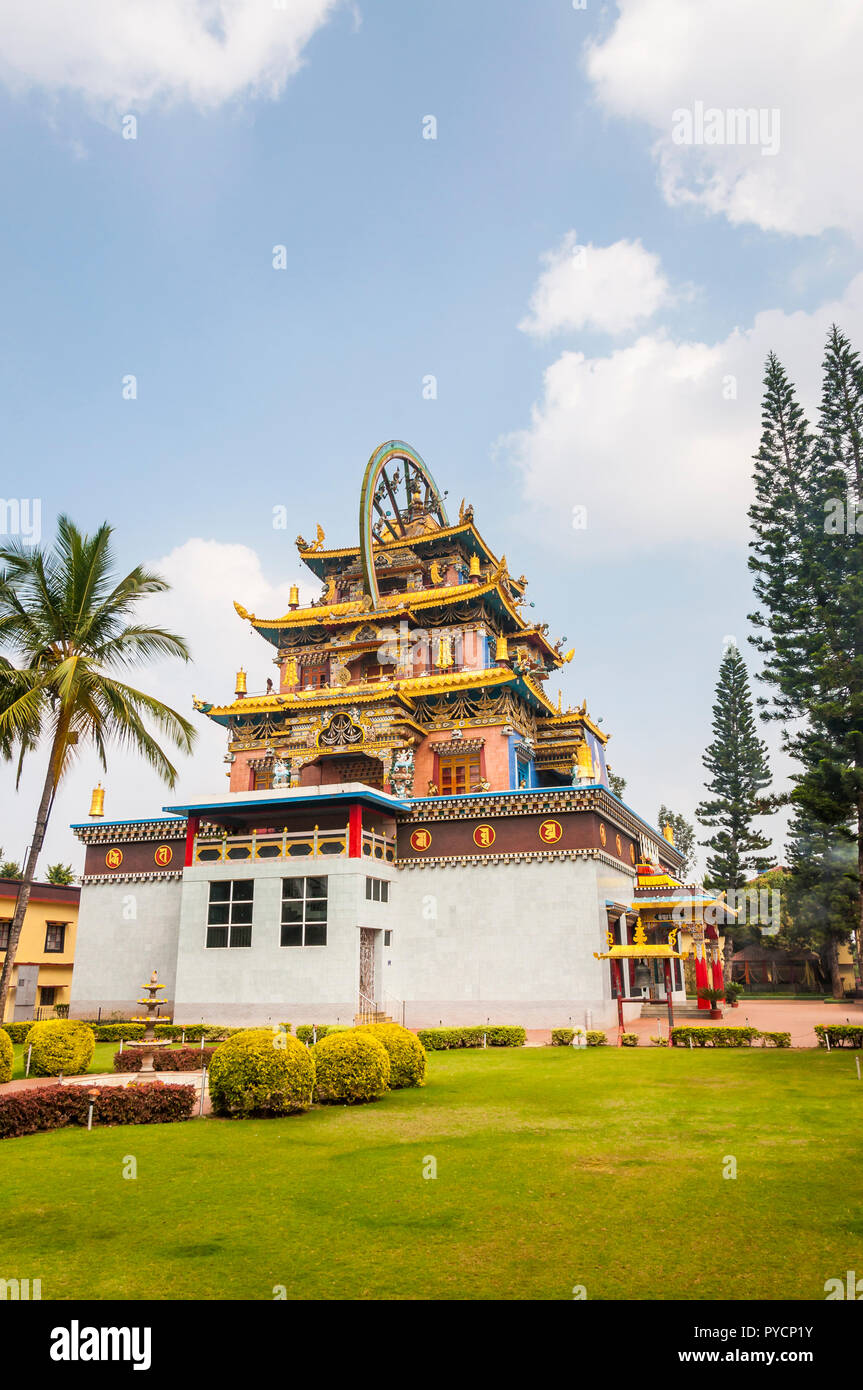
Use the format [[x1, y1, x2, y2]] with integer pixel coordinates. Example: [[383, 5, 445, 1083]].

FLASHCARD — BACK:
[[124, 970, 173, 1076]]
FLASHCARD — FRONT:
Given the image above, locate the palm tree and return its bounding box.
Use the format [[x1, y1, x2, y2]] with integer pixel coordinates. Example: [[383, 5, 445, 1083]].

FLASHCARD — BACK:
[[0, 517, 195, 1020]]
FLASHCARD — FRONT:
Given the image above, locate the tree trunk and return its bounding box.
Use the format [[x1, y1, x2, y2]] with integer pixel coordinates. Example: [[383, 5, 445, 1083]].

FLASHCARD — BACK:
[[857, 794, 863, 990], [826, 936, 844, 1000], [0, 725, 64, 1022]]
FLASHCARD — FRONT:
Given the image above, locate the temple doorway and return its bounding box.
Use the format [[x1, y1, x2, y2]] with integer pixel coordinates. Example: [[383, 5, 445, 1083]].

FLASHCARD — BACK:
[[359, 928, 376, 1005]]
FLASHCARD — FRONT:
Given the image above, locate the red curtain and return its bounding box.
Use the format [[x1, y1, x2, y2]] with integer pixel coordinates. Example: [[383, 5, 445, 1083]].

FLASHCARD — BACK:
[[695, 949, 711, 1009], [711, 951, 724, 993]]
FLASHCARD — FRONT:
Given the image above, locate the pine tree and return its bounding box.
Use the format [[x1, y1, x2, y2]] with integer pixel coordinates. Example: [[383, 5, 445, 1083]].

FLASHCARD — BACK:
[[696, 646, 773, 890], [747, 352, 819, 727], [746, 326, 863, 986], [786, 806, 857, 998], [656, 806, 696, 879]]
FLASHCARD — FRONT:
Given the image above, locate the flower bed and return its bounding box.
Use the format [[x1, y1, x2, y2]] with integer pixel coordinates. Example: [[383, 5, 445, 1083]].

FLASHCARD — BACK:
[[113, 1046, 216, 1073], [0, 1082, 196, 1139]]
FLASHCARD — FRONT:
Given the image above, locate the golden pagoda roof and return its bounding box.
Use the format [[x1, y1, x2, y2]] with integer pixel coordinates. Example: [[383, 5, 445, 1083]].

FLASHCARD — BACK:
[[297, 520, 504, 569], [197, 666, 520, 722], [234, 575, 560, 663]]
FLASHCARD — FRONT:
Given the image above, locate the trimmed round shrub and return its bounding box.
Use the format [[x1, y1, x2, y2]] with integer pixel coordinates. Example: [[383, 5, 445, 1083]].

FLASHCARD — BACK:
[[312, 1030, 390, 1104], [208, 1028, 315, 1117], [0, 1028, 13, 1084], [356, 1023, 426, 1088], [28, 1019, 95, 1077]]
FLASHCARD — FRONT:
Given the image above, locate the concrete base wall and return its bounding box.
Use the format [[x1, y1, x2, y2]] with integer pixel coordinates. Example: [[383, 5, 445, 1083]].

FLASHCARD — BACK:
[[70, 879, 181, 1019], [70, 849, 639, 1030]]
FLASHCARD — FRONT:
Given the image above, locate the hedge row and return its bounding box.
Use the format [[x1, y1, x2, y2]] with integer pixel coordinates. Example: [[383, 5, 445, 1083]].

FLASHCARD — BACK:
[[113, 1046, 216, 1073], [294, 1024, 350, 1044], [416, 1026, 526, 1050], [2, 1023, 32, 1044], [672, 1026, 775, 1047], [815, 1024, 863, 1048], [0, 1082, 196, 1139], [1, 1021, 245, 1044]]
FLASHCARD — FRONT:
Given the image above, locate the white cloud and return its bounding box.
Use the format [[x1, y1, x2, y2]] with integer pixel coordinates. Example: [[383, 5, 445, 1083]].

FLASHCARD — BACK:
[[0, 538, 314, 872], [505, 272, 863, 555], [519, 231, 673, 338], [0, 0, 341, 111], [586, 0, 863, 240]]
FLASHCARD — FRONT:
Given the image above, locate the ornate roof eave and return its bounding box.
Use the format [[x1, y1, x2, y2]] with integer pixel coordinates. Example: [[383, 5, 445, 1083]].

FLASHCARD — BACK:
[[635, 893, 738, 914], [198, 666, 520, 726], [295, 521, 504, 576], [236, 575, 535, 644], [540, 710, 608, 744]]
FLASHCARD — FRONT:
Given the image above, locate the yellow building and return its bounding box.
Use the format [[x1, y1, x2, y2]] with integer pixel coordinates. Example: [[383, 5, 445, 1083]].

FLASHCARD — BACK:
[[0, 879, 80, 1022]]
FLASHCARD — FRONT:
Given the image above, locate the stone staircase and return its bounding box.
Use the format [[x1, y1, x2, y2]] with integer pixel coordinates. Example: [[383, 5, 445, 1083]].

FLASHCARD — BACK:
[[639, 1000, 703, 1019], [353, 1010, 392, 1025]]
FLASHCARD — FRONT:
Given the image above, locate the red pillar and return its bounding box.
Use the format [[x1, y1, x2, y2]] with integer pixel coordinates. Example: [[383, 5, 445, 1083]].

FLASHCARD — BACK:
[[348, 804, 362, 858], [184, 816, 199, 867]]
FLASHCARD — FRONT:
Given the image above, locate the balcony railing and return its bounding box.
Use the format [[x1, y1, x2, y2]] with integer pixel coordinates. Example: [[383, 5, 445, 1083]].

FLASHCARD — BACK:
[[193, 826, 395, 865]]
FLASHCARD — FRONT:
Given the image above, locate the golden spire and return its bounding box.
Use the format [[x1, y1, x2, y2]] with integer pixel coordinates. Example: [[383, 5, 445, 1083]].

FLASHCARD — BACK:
[[235, 668, 247, 696], [468, 554, 481, 579], [88, 783, 105, 818], [495, 635, 509, 662], [289, 584, 299, 609], [662, 822, 675, 845]]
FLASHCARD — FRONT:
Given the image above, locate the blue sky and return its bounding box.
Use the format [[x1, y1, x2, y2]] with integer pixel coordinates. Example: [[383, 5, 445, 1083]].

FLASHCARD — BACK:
[[1, 0, 861, 872]]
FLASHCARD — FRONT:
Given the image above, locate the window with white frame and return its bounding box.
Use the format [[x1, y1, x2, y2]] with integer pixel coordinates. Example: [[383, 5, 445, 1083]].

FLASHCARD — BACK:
[[281, 877, 327, 946], [365, 876, 389, 903], [206, 880, 253, 948]]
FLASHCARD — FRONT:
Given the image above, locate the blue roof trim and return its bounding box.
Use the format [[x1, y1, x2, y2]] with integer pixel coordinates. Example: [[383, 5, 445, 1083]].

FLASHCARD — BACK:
[[70, 815, 184, 829], [162, 788, 405, 816]]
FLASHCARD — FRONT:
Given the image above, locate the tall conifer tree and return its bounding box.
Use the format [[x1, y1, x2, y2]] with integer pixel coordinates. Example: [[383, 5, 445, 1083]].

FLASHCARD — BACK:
[[696, 646, 772, 890], [747, 327, 863, 984]]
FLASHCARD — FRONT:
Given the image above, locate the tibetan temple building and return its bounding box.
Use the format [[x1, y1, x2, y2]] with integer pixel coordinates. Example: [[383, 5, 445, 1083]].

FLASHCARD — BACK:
[[70, 442, 721, 1029]]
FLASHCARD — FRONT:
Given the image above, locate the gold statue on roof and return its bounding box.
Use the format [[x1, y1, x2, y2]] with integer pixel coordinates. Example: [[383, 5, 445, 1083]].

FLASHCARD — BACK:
[[310, 524, 326, 552]]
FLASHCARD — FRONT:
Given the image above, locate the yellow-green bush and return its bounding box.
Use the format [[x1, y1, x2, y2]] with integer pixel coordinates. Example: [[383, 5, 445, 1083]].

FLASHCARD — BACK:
[[208, 1028, 315, 1117], [312, 1030, 390, 1104], [356, 1023, 426, 1088], [28, 1019, 95, 1077], [0, 1028, 13, 1084]]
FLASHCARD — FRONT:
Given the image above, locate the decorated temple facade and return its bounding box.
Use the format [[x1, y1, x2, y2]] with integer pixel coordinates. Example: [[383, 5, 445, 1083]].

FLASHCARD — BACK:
[[68, 442, 723, 1030], [195, 442, 607, 802]]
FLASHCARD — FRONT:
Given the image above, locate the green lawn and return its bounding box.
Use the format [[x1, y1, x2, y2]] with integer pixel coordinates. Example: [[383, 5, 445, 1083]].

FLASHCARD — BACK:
[[1, 1049, 861, 1300]]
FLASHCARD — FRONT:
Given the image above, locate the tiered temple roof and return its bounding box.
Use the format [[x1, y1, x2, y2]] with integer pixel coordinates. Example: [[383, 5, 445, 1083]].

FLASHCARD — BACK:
[[194, 441, 610, 797]]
